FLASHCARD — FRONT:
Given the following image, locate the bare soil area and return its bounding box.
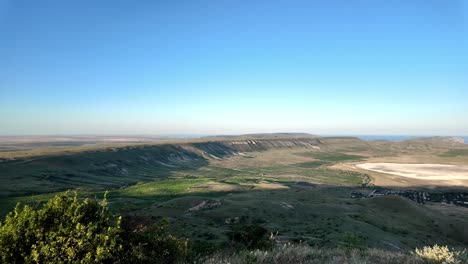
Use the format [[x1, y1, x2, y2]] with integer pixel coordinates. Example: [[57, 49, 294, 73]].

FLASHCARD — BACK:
[[356, 163, 468, 187]]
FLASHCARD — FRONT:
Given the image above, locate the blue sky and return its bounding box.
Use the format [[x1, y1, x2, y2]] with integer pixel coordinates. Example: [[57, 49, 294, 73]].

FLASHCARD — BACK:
[[0, 0, 467, 136]]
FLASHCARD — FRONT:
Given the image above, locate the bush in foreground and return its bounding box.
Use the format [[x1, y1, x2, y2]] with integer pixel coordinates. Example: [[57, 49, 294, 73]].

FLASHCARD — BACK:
[[414, 245, 467, 264], [0, 192, 121, 263], [0, 192, 188, 264]]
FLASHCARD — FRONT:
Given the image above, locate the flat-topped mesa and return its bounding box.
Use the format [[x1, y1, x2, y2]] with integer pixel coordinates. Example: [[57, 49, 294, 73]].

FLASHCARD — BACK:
[[201, 132, 319, 141], [190, 137, 323, 158], [200, 134, 367, 154]]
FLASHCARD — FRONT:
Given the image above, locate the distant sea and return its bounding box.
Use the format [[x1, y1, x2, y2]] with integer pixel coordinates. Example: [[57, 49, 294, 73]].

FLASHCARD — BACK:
[[355, 135, 468, 144]]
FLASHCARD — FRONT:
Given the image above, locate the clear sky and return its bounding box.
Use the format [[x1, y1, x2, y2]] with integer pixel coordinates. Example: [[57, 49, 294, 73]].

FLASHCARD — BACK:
[[0, 0, 467, 136]]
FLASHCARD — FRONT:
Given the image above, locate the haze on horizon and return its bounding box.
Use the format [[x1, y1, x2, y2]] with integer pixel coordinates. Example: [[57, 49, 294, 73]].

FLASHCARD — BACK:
[[1, 0, 467, 136]]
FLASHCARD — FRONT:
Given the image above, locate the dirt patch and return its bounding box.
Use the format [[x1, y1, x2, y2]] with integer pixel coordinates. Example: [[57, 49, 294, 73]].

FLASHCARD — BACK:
[[187, 200, 221, 212], [356, 163, 468, 187], [253, 181, 289, 190]]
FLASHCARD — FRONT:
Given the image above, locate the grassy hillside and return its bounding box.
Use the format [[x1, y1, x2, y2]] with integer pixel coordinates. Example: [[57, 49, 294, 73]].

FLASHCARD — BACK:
[[0, 144, 208, 198], [1, 136, 467, 258], [0, 137, 325, 198]]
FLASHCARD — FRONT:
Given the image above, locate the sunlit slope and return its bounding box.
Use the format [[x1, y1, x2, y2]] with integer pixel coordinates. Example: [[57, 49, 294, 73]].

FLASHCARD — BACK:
[[0, 137, 322, 198]]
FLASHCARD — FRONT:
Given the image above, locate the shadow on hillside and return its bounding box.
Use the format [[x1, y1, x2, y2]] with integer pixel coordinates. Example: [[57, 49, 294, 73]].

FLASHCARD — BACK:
[[110, 182, 468, 248]]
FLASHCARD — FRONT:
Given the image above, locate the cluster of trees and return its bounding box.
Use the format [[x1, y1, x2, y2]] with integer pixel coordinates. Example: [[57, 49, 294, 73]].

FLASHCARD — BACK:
[[0, 192, 187, 264]]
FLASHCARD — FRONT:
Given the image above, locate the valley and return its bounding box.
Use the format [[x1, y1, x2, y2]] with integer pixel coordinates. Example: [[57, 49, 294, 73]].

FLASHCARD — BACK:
[[1, 134, 467, 253]]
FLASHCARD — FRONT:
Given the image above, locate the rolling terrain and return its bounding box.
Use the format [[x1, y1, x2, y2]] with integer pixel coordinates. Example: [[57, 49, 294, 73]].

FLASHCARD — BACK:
[[0, 134, 467, 253]]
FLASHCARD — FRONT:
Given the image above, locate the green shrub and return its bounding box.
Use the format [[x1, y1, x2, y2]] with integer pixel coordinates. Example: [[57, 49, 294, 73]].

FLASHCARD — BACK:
[[227, 222, 273, 250], [120, 217, 188, 264], [0, 191, 122, 263], [0, 193, 189, 264], [341, 231, 363, 253]]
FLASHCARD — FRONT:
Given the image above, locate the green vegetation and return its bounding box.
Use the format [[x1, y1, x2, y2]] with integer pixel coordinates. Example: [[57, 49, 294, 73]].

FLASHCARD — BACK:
[[0, 144, 208, 198], [439, 149, 468, 157], [1, 137, 468, 263], [120, 218, 188, 264], [227, 218, 273, 250], [2, 192, 467, 264], [0, 192, 188, 264], [115, 178, 211, 197], [0, 192, 122, 263]]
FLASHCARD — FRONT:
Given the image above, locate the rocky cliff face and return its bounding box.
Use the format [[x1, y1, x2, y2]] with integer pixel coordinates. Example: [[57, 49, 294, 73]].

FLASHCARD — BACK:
[[191, 137, 322, 157]]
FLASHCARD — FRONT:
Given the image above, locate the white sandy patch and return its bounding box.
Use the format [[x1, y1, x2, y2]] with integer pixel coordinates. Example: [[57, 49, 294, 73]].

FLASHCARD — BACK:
[[356, 163, 468, 181]]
